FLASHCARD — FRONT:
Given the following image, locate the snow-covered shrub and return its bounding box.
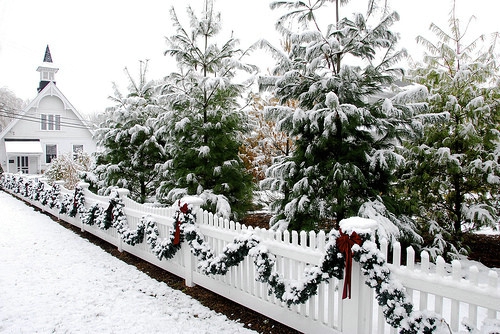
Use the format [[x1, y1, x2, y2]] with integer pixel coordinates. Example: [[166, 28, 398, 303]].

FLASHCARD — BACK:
[[44, 151, 92, 190]]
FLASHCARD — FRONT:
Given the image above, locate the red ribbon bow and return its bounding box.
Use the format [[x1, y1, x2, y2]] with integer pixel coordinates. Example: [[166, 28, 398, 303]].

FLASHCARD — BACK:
[[173, 202, 189, 245], [180, 203, 189, 214], [336, 229, 362, 299]]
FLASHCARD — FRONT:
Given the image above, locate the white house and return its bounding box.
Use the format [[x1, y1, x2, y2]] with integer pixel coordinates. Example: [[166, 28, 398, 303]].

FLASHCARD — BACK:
[[0, 46, 96, 174]]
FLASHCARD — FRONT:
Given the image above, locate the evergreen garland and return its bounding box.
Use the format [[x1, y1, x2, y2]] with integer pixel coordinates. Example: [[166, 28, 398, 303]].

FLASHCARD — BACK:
[[0, 175, 447, 333], [145, 217, 181, 261], [39, 183, 49, 206], [69, 186, 85, 217], [59, 193, 72, 215], [80, 203, 102, 227], [110, 194, 145, 246], [174, 207, 444, 332], [47, 184, 60, 209], [22, 179, 30, 197], [13, 176, 21, 194], [32, 180, 44, 202], [353, 241, 444, 333]]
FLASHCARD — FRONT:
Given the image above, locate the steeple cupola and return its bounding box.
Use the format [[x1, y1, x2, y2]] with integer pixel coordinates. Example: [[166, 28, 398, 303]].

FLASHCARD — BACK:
[[36, 45, 59, 93]]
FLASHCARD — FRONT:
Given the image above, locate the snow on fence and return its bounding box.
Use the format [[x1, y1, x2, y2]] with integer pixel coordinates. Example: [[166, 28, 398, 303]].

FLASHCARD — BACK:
[[1, 173, 499, 334]]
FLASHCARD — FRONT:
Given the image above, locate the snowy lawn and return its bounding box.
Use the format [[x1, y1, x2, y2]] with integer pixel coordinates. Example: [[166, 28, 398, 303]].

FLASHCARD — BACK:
[[0, 191, 256, 333]]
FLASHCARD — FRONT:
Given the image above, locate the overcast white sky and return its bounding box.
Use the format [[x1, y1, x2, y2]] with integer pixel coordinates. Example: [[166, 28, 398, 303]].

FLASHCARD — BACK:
[[0, 0, 498, 115]]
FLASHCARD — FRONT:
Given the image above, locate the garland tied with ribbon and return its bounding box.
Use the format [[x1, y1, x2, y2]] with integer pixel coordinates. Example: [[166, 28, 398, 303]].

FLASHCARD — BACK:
[[336, 229, 362, 299], [0, 174, 449, 333]]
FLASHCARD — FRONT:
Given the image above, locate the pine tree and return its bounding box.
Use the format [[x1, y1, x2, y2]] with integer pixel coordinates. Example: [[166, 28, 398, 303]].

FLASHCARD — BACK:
[[403, 1, 500, 259], [154, 0, 255, 219], [94, 61, 165, 203], [258, 0, 424, 241]]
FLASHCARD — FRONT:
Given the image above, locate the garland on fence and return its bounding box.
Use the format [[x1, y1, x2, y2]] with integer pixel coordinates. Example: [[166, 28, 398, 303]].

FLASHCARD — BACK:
[[0, 174, 447, 333], [59, 193, 72, 215], [353, 240, 445, 333], [33, 181, 44, 202], [69, 186, 85, 218], [76, 193, 181, 258], [48, 184, 60, 209]]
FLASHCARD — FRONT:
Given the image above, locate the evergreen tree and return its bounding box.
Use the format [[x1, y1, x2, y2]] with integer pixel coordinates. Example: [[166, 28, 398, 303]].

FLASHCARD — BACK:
[[154, 0, 255, 219], [258, 0, 424, 241], [94, 61, 165, 203], [403, 1, 500, 259]]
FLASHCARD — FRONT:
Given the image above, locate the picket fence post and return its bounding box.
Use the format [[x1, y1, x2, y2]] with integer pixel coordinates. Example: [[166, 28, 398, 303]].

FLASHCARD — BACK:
[[338, 217, 378, 334], [180, 196, 204, 288], [341, 261, 373, 334]]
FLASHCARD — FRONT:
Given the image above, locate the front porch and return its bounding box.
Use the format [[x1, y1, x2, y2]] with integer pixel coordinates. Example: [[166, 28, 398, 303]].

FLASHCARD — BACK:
[[4, 139, 43, 174]]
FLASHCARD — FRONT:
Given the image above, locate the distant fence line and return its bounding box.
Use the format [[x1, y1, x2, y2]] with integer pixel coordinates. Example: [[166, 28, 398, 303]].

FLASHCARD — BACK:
[[1, 173, 498, 334]]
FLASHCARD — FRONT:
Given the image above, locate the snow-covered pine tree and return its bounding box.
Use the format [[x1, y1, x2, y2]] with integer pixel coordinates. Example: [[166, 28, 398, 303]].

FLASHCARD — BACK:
[[258, 0, 425, 241], [94, 61, 165, 203], [403, 1, 500, 259], [154, 0, 255, 219]]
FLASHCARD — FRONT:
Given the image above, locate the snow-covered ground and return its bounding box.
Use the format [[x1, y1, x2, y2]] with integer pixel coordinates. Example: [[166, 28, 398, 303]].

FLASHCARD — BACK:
[[0, 191, 256, 333]]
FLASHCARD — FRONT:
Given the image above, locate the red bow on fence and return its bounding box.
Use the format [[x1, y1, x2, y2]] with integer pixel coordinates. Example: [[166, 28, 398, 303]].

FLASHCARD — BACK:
[[336, 229, 362, 299], [173, 202, 189, 245]]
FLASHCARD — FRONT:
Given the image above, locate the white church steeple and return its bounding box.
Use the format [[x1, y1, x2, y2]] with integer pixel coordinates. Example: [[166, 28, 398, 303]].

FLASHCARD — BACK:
[[36, 45, 59, 93]]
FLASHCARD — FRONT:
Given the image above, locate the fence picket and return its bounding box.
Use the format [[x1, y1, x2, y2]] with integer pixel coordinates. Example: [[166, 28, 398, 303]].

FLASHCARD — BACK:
[[380, 238, 388, 261], [406, 246, 415, 270], [317, 230, 326, 252], [292, 230, 298, 246], [283, 230, 290, 244], [309, 231, 317, 250], [392, 242, 401, 267], [421, 251, 430, 274], [488, 271, 498, 319], [300, 230, 307, 248]]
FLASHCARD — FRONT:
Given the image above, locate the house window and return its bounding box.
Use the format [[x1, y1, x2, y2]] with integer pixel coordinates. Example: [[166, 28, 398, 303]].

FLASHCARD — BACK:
[[73, 144, 83, 159], [41, 114, 46, 130], [41, 71, 54, 81], [41, 114, 61, 130], [46, 144, 57, 163]]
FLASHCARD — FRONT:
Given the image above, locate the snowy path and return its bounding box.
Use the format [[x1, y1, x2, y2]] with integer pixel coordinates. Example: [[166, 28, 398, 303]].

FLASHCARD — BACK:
[[0, 191, 256, 333]]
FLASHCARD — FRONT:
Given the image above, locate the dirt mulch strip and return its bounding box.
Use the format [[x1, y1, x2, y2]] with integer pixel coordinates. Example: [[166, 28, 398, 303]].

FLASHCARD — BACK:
[[463, 233, 500, 269]]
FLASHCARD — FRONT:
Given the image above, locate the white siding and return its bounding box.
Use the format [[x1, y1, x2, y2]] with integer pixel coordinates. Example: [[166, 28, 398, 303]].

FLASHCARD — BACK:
[[0, 89, 96, 174]]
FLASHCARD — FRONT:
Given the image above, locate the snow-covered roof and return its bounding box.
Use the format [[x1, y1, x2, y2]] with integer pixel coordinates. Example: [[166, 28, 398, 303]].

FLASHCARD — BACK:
[[4, 140, 43, 155]]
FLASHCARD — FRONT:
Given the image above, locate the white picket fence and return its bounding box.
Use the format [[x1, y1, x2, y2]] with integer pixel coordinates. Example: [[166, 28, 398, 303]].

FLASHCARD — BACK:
[[1, 174, 499, 334]]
